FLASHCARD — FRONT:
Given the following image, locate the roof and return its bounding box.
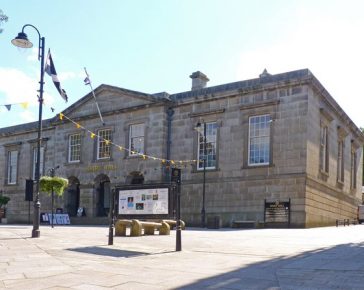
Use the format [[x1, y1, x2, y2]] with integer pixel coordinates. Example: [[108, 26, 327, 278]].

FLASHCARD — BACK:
[[170, 69, 311, 101]]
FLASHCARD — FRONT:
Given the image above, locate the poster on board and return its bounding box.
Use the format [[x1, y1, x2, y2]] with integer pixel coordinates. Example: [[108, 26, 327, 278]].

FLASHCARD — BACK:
[[118, 187, 169, 215]]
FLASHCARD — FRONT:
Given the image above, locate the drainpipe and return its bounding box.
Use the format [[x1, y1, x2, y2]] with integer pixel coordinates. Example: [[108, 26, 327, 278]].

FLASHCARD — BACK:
[[165, 107, 174, 181]]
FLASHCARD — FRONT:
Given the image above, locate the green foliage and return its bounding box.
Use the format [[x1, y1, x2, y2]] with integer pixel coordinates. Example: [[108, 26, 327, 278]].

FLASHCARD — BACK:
[[0, 196, 10, 208], [40, 176, 68, 196]]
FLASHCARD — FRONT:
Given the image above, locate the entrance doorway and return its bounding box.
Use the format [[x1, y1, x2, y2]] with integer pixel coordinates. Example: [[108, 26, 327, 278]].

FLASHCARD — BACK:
[[94, 174, 111, 217], [66, 176, 80, 217]]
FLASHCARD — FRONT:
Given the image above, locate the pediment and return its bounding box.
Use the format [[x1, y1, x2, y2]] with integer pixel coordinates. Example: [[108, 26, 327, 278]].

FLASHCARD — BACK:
[[62, 84, 170, 121]]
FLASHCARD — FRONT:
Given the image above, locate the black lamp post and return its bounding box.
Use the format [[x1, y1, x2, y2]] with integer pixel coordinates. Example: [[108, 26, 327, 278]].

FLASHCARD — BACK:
[[195, 121, 207, 228], [108, 189, 115, 245], [12, 24, 45, 238]]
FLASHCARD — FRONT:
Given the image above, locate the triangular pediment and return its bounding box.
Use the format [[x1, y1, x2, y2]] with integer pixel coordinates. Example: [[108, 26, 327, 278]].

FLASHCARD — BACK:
[[62, 84, 170, 121]]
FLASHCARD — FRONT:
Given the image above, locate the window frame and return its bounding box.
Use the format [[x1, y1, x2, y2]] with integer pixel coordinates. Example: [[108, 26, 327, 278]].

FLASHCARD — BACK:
[[196, 121, 218, 170], [128, 123, 145, 156], [97, 128, 112, 160], [7, 150, 18, 185], [68, 133, 81, 163], [350, 149, 357, 190], [337, 140, 344, 183], [320, 125, 329, 174], [248, 114, 271, 167]]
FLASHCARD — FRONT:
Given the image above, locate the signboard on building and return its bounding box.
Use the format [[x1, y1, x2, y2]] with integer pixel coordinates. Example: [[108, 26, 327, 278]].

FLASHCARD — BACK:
[[264, 199, 290, 227], [115, 184, 174, 219]]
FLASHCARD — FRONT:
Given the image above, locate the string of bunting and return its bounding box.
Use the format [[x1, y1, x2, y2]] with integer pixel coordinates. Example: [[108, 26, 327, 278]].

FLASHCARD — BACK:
[[0, 102, 29, 111], [59, 112, 199, 166]]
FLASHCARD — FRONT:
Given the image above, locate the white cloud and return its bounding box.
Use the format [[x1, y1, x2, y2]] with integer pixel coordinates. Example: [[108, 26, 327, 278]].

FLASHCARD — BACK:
[[0, 67, 61, 127], [58, 71, 77, 82], [19, 110, 37, 123], [0, 68, 38, 104]]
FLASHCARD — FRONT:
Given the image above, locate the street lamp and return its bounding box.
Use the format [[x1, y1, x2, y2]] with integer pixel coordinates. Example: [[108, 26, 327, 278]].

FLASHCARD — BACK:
[[12, 24, 45, 238], [195, 121, 207, 228]]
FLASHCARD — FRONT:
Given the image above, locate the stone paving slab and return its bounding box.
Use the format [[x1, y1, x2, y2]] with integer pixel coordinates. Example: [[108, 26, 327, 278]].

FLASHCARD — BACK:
[[0, 224, 364, 289]]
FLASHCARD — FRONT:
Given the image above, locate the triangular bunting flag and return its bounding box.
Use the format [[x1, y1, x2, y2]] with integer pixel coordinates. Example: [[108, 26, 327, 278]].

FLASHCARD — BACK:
[[20, 102, 29, 109]]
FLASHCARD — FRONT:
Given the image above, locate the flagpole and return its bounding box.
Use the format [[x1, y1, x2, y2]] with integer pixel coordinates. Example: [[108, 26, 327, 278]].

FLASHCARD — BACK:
[[84, 67, 105, 125]]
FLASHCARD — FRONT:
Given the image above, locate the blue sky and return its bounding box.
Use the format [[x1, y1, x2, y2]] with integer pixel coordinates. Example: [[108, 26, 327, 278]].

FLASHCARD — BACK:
[[1, 0, 364, 128]]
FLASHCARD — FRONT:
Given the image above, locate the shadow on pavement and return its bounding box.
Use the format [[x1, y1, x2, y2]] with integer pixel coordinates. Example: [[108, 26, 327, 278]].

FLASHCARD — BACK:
[[67, 246, 148, 258], [174, 242, 364, 290]]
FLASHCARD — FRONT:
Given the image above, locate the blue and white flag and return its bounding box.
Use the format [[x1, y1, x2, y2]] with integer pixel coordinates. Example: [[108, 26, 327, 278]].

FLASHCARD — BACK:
[[44, 49, 68, 102], [84, 76, 91, 85]]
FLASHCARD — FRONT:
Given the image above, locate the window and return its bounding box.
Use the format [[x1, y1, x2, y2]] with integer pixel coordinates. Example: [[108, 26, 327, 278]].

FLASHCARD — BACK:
[[68, 134, 81, 162], [7, 150, 18, 184], [320, 126, 329, 173], [197, 122, 218, 170], [248, 115, 271, 166], [97, 129, 111, 159], [337, 140, 344, 183], [351, 150, 357, 189], [32, 147, 45, 180], [129, 123, 145, 156]]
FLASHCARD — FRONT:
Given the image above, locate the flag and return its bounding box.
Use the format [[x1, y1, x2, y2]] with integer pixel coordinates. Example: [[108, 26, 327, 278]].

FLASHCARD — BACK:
[[5, 104, 11, 111], [20, 102, 29, 109], [44, 49, 68, 102], [84, 76, 91, 85]]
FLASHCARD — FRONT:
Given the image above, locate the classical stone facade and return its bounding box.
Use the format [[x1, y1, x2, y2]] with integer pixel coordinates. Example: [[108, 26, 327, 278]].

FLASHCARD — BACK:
[[0, 69, 363, 227]]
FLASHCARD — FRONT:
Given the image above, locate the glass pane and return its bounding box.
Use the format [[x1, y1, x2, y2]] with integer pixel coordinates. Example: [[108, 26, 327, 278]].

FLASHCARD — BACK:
[[249, 115, 270, 165]]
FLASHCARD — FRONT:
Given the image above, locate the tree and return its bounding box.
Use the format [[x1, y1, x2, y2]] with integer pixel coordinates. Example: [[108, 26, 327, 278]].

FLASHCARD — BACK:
[[0, 196, 10, 208], [0, 9, 8, 34]]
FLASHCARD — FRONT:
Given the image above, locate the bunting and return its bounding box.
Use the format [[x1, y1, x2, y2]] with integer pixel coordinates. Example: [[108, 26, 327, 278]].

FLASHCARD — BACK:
[[58, 112, 198, 166], [1, 102, 29, 112]]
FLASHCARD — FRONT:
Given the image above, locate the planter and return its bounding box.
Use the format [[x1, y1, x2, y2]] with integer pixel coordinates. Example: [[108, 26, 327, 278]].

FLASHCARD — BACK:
[[0, 208, 5, 219]]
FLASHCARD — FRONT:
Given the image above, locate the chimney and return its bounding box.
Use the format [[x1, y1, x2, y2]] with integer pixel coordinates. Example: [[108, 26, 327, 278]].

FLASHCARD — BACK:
[[190, 71, 209, 90]]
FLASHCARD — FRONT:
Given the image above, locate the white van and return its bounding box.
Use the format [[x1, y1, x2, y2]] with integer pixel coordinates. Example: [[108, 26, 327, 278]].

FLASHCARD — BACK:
[[357, 205, 364, 224]]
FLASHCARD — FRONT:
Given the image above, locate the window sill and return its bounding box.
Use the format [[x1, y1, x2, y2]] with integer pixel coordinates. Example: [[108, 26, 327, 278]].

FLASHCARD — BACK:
[[93, 158, 113, 163], [319, 170, 329, 181], [65, 161, 82, 166], [320, 170, 329, 175], [192, 168, 220, 174], [125, 154, 146, 160], [336, 180, 344, 189], [241, 163, 274, 169]]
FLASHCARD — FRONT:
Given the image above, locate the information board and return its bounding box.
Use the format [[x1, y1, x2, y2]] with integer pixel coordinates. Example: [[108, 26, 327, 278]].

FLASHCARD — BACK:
[[264, 199, 290, 224], [115, 184, 174, 219], [118, 187, 169, 215]]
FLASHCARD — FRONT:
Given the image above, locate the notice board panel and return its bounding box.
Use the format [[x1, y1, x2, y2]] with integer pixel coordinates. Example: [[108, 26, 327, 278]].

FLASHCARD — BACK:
[[264, 199, 290, 226], [115, 184, 174, 220]]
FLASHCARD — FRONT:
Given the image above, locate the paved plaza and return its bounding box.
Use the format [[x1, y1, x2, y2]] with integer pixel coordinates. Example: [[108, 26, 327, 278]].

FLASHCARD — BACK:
[[0, 224, 364, 289]]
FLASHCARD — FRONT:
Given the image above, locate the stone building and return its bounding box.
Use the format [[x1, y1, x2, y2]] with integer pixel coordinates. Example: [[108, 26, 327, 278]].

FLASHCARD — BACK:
[[0, 68, 363, 227]]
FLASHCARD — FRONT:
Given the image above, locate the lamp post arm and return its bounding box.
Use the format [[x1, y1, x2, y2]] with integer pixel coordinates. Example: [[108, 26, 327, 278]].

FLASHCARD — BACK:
[[21, 24, 43, 61]]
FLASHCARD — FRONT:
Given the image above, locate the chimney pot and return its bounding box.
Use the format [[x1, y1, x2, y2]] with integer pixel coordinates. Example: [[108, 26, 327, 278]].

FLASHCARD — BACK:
[[190, 71, 209, 90]]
